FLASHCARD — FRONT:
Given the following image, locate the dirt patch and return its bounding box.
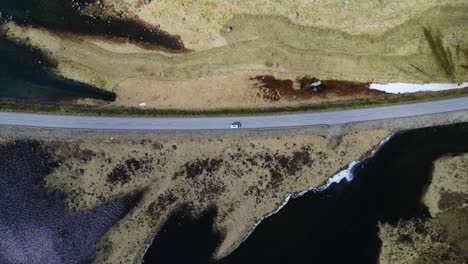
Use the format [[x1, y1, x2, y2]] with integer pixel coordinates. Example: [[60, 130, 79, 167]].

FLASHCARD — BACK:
[[252, 75, 384, 102], [251, 75, 293, 101]]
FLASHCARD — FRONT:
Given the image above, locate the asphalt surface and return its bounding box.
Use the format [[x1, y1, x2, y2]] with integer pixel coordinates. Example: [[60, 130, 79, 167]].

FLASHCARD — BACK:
[[1, 97, 468, 131]]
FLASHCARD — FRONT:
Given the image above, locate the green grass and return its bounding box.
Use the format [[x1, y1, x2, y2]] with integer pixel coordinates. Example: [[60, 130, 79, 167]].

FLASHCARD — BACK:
[[80, 4, 104, 17], [1, 89, 468, 117]]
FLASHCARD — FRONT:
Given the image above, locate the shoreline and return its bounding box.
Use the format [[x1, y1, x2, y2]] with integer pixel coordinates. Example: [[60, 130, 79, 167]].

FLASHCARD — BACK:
[[1, 113, 467, 263], [224, 133, 394, 259]]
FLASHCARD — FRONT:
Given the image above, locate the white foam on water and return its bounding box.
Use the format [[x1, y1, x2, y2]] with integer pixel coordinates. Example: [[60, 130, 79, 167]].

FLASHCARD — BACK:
[[232, 133, 395, 254], [369, 82, 468, 94]]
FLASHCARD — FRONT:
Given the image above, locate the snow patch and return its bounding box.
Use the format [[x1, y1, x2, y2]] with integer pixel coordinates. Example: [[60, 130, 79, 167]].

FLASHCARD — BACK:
[[369, 82, 468, 94], [235, 162, 356, 250], [310, 81, 322, 87]]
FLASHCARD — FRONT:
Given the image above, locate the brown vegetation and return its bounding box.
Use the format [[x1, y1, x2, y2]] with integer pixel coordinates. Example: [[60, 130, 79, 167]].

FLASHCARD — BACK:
[[177, 158, 224, 179], [438, 191, 468, 211], [146, 191, 178, 221], [380, 153, 468, 264], [34, 128, 390, 263], [379, 217, 465, 264], [107, 156, 156, 185], [251, 75, 385, 102]]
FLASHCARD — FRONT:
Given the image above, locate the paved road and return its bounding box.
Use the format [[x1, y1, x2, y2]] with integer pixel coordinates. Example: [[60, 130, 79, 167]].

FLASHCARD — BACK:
[[1, 97, 468, 131]]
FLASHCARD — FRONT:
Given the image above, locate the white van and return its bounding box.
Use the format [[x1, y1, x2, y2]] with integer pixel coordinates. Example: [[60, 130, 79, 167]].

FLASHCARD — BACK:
[[230, 122, 242, 129]]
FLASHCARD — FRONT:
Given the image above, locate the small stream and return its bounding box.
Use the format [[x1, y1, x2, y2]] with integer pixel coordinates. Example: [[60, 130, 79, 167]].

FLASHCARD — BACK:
[[142, 122, 468, 264]]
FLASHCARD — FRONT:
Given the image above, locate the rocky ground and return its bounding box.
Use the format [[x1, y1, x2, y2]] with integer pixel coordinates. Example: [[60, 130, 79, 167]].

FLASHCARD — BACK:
[[379, 154, 468, 264]]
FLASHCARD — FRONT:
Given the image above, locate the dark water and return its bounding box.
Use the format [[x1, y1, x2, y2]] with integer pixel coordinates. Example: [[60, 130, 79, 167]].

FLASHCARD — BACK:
[[0, 34, 116, 102], [0, 140, 141, 264], [142, 122, 468, 264], [0, 0, 185, 51], [142, 206, 223, 264]]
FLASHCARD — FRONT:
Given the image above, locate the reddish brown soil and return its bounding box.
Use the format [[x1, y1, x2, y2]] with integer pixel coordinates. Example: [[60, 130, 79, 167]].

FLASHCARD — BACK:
[[251, 76, 293, 101], [251, 75, 385, 102]]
